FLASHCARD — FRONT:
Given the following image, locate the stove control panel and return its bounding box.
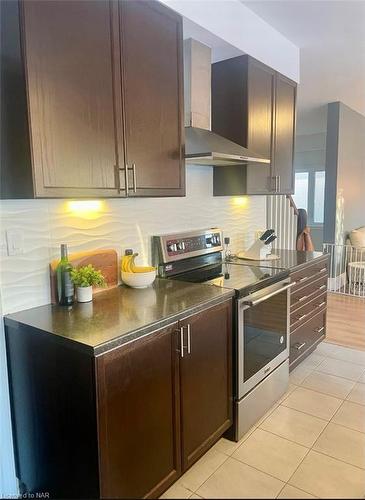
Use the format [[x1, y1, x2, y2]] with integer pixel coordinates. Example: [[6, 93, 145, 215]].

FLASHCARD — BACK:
[[153, 229, 224, 265], [166, 232, 221, 257]]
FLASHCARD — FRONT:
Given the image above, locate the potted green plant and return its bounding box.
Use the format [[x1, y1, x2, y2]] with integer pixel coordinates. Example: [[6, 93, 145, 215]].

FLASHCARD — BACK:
[[70, 264, 106, 303]]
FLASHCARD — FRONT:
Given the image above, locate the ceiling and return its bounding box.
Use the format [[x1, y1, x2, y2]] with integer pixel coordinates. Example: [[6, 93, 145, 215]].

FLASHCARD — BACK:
[[183, 17, 244, 63], [242, 1, 365, 134]]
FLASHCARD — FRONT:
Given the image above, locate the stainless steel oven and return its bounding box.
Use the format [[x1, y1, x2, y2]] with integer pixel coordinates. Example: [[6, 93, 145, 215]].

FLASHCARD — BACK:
[[235, 279, 292, 439], [153, 228, 292, 442]]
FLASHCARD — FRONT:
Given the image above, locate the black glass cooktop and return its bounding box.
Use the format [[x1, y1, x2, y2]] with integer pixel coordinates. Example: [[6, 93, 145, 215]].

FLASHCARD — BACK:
[[172, 261, 289, 297]]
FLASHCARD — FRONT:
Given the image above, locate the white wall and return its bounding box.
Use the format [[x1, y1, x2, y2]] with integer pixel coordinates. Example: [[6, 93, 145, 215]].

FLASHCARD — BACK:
[[0, 167, 266, 495], [160, 0, 300, 82], [324, 102, 365, 243]]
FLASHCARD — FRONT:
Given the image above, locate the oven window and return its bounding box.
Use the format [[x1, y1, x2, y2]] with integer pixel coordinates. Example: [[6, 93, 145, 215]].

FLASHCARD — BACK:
[[244, 291, 287, 381]]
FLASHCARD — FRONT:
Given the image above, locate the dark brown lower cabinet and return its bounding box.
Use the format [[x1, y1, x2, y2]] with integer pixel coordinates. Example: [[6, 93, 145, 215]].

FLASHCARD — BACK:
[[289, 255, 329, 370], [5, 299, 232, 499], [96, 324, 181, 499], [179, 301, 232, 470]]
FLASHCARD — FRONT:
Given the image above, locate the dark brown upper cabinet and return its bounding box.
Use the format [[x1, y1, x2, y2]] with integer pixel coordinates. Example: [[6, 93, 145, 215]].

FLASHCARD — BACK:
[[212, 55, 296, 196], [0, 0, 185, 199], [120, 1, 185, 197]]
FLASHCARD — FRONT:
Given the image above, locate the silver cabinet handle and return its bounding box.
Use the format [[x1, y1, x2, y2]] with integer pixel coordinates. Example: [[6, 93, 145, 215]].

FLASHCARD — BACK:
[[298, 295, 308, 302], [187, 324, 191, 354], [298, 276, 309, 283], [317, 301, 326, 308], [132, 163, 137, 193], [180, 326, 185, 358], [318, 267, 327, 273], [295, 313, 307, 322], [315, 326, 325, 334], [294, 342, 306, 350], [318, 285, 326, 291], [118, 165, 129, 195], [243, 283, 294, 307]]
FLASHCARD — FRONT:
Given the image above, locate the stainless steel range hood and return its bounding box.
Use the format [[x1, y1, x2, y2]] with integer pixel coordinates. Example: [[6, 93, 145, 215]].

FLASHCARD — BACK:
[[184, 39, 269, 167], [185, 126, 270, 165]]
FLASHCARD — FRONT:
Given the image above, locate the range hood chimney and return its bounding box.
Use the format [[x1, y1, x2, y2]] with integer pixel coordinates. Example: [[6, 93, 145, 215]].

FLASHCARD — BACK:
[[184, 39, 270, 166]]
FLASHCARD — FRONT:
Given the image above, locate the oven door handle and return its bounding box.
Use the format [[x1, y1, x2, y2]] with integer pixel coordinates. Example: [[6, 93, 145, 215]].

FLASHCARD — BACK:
[[242, 283, 294, 307]]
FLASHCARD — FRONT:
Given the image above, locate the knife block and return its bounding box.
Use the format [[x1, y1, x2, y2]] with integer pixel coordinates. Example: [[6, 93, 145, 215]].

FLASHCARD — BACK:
[[240, 240, 271, 260]]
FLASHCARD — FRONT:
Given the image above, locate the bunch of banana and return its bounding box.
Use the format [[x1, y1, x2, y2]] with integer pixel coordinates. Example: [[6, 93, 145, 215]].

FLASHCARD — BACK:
[[121, 251, 156, 274]]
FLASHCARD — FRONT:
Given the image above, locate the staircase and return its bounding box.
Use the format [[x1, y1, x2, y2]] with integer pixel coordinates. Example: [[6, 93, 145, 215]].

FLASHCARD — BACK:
[[267, 195, 298, 250]]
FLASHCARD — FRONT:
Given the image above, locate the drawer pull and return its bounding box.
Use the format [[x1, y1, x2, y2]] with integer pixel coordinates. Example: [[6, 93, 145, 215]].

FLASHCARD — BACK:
[[315, 326, 325, 334], [318, 267, 327, 273], [317, 301, 326, 308], [295, 313, 307, 322], [298, 276, 309, 283], [318, 285, 326, 291], [294, 342, 306, 350], [298, 295, 308, 302]]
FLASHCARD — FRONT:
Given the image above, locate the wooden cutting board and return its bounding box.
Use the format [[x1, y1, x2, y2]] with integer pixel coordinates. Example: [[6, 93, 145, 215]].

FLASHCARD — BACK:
[[50, 249, 118, 304]]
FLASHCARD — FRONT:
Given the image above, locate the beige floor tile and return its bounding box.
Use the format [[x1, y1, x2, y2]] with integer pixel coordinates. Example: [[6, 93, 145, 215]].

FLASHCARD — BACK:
[[189, 494, 203, 499], [211, 424, 257, 456], [332, 400, 365, 433], [299, 352, 326, 371], [196, 457, 284, 499], [347, 382, 365, 405], [360, 372, 365, 383], [318, 342, 365, 367], [313, 422, 365, 469], [232, 428, 308, 482], [315, 357, 365, 381], [160, 483, 192, 499], [301, 371, 355, 399], [281, 386, 342, 420], [277, 484, 317, 499], [315, 341, 341, 357], [259, 405, 327, 447], [278, 383, 298, 404], [289, 364, 313, 385], [289, 450, 365, 498], [177, 448, 227, 492]]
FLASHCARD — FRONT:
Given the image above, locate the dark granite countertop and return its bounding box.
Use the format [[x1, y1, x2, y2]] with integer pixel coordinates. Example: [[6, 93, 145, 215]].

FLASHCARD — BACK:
[[4, 279, 234, 355], [229, 249, 327, 271]]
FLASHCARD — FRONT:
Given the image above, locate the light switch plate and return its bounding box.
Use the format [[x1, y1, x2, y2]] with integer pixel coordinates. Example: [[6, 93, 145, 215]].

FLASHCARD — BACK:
[[6, 229, 24, 256]]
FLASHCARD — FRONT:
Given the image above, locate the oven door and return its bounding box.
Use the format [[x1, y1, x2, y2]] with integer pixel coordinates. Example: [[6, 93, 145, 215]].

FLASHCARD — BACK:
[[237, 279, 292, 399]]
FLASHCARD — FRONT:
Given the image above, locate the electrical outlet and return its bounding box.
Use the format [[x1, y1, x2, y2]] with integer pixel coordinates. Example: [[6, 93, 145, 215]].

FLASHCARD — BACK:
[[6, 229, 24, 256]]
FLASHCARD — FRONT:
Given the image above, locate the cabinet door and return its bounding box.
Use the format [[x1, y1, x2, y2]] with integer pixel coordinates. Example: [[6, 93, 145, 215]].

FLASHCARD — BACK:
[[120, 0, 185, 197], [96, 324, 181, 499], [246, 59, 275, 194], [273, 74, 296, 194], [22, 0, 124, 197], [179, 301, 233, 471]]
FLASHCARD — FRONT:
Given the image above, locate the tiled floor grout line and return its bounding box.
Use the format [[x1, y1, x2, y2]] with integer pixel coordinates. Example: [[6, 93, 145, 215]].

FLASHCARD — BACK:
[[168, 347, 365, 499], [189, 452, 231, 495], [274, 446, 313, 499], [276, 402, 335, 498]]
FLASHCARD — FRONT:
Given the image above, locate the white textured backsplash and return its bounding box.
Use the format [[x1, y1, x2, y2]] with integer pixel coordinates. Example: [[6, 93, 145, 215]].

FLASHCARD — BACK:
[[0, 167, 266, 313]]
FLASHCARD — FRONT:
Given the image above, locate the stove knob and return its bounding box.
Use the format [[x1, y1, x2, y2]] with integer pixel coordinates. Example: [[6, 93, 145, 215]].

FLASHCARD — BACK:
[[167, 243, 177, 252]]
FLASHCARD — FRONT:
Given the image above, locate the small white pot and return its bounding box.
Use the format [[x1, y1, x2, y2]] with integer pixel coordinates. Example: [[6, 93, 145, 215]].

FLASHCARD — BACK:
[[76, 286, 93, 303]]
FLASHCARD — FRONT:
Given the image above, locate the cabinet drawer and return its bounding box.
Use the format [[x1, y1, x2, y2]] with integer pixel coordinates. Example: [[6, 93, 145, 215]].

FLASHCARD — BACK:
[[291, 275, 327, 311], [291, 258, 329, 293], [290, 292, 327, 331], [290, 310, 326, 365]]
